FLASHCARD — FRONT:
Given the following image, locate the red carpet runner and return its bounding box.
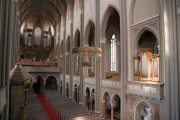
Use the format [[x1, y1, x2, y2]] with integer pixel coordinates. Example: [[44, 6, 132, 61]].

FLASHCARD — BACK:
[[37, 94, 61, 120]]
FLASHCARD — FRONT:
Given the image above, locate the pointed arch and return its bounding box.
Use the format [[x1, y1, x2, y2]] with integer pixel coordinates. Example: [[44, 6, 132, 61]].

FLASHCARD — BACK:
[[101, 6, 120, 73], [85, 87, 90, 108], [66, 35, 70, 52], [74, 29, 80, 47], [84, 20, 95, 46], [102, 91, 111, 102], [102, 92, 111, 119], [45, 75, 57, 90], [32, 75, 44, 93], [112, 94, 121, 119], [101, 5, 120, 39], [45, 74, 58, 82], [60, 40, 64, 54], [134, 28, 159, 54]]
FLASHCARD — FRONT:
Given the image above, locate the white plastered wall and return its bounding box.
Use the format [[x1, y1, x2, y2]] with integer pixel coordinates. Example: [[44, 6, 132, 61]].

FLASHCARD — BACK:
[[132, 0, 159, 24], [126, 0, 133, 81]]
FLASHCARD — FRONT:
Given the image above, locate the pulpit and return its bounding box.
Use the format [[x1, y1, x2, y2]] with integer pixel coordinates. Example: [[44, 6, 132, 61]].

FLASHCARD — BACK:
[[9, 62, 36, 120]]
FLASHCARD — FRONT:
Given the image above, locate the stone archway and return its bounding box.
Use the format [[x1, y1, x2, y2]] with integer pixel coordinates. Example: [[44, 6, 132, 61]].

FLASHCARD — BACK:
[[112, 94, 121, 120], [102, 92, 111, 119], [74, 84, 78, 103], [85, 87, 90, 109], [45, 75, 57, 91], [32, 75, 44, 93], [66, 82, 69, 97], [137, 30, 159, 54], [91, 89, 95, 112], [101, 6, 121, 74]]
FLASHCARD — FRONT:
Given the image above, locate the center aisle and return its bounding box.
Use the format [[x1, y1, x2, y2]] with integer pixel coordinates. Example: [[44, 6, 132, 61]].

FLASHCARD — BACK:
[[44, 91, 102, 120], [37, 93, 61, 120]]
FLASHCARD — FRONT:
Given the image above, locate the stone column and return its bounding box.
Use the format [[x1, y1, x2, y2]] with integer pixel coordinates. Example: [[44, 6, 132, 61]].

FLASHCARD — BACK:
[[62, 27, 66, 94], [79, 0, 84, 105], [120, 0, 128, 120], [69, 20, 74, 98], [160, 0, 179, 120], [100, 39, 106, 79], [95, 0, 101, 114], [11, 1, 18, 68], [176, 2, 180, 118], [0, 0, 3, 86], [111, 105, 114, 120], [2, 0, 17, 119]]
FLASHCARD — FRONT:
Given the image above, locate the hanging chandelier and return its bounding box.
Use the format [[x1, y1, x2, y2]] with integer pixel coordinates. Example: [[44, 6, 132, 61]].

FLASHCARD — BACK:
[[72, 44, 102, 67], [72, 46, 101, 57], [82, 62, 92, 67]]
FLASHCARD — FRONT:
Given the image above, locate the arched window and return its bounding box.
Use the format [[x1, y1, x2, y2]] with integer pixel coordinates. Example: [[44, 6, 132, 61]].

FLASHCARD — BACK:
[[110, 34, 117, 71]]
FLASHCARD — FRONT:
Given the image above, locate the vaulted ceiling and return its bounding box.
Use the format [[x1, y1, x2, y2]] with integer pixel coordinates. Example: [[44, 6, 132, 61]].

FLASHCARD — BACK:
[[20, 0, 69, 26]]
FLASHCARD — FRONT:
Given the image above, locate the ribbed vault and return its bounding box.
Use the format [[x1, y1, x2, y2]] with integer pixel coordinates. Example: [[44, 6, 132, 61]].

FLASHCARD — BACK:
[[20, 0, 68, 26]]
